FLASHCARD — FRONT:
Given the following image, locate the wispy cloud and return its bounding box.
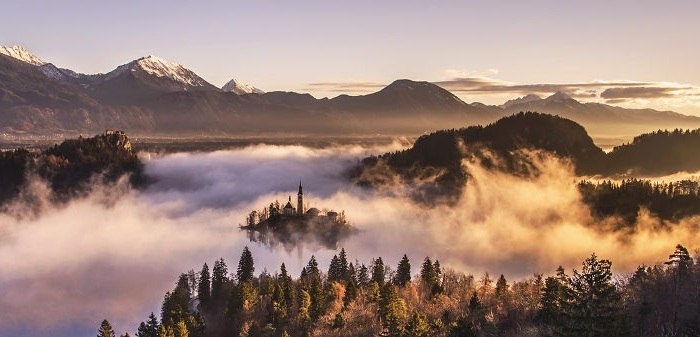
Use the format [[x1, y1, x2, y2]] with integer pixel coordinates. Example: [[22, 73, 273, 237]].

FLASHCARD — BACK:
[[305, 81, 385, 93], [600, 86, 688, 99]]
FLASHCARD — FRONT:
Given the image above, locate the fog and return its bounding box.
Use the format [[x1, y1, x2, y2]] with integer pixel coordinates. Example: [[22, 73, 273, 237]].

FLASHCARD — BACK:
[[0, 142, 698, 337]]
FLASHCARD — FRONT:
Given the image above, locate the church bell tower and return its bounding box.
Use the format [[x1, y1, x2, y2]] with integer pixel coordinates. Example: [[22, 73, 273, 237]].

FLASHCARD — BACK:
[[297, 181, 304, 216]]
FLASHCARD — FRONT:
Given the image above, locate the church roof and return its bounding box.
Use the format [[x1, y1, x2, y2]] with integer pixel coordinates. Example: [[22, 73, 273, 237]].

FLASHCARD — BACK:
[[284, 201, 294, 209]]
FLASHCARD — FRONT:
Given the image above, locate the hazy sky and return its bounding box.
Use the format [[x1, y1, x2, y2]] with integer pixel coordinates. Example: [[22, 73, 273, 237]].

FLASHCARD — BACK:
[[3, 0, 700, 113]]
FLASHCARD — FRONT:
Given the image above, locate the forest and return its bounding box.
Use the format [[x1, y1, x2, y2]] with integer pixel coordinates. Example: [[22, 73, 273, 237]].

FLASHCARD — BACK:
[[352, 112, 700, 219], [579, 179, 700, 224], [97, 245, 699, 337]]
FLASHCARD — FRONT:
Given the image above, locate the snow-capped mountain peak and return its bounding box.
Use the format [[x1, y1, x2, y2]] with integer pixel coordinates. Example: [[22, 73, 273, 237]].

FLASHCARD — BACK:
[[0, 45, 46, 66], [133, 55, 208, 87], [105, 55, 209, 87], [545, 91, 573, 102], [222, 78, 264, 95], [501, 94, 542, 108]]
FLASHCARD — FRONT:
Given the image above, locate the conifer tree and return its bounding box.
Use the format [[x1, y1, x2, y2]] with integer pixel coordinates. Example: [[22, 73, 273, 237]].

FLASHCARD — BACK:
[[395, 254, 412, 287], [566, 253, 624, 337], [372, 257, 386, 286], [339, 248, 349, 281], [357, 264, 370, 287], [211, 258, 228, 298], [420, 257, 435, 286], [236, 246, 255, 284], [98, 319, 116, 337], [280, 263, 295, 310], [404, 311, 430, 337], [136, 313, 160, 337], [379, 283, 407, 337], [197, 263, 210, 309], [495, 274, 508, 298], [328, 254, 342, 283]]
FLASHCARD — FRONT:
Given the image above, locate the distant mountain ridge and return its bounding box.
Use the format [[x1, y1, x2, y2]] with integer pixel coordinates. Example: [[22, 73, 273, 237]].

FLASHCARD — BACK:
[[2, 45, 700, 137]]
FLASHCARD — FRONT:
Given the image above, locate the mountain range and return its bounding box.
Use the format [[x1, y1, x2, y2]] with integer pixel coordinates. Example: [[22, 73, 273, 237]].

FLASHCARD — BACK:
[[2, 45, 700, 138]]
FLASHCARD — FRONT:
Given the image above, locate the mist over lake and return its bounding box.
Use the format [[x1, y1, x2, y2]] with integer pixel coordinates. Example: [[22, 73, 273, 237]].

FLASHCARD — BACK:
[[2, 140, 698, 337]]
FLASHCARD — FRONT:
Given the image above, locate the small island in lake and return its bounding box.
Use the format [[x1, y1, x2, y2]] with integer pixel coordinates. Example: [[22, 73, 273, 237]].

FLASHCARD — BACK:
[[241, 181, 356, 250]]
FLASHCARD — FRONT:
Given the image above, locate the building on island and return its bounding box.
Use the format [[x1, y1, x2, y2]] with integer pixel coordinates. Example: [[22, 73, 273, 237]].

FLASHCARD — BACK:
[[276, 181, 340, 221]]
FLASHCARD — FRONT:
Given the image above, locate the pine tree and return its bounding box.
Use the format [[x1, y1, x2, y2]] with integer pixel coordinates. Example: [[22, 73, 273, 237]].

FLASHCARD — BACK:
[[280, 263, 295, 310], [236, 246, 255, 284], [379, 283, 407, 337], [395, 254, 412, 287], [328, 254, 342, 283], [98, 319, 116, 337], [137, 313, 160, 337], [420, 257, 435, 286], [372, 257, 386, 286], [197, 263, 211, 310], [358, 264, 370, 288], [566, 253, 624, 337], [495, 274, 508, 298], [339, 248, 350, 282], [211, 258, 228, 298], [404, 311, 430, 337]]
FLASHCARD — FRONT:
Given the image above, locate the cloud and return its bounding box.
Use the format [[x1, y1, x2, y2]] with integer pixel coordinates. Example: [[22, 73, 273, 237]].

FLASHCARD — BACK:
[[600, 86, 686, 99], [1, 143, 699, 336], [305, 81, 385, 93]]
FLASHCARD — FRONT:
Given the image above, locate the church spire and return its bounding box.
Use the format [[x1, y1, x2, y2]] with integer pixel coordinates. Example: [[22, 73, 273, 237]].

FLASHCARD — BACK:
[[297, 180, 304, 216]]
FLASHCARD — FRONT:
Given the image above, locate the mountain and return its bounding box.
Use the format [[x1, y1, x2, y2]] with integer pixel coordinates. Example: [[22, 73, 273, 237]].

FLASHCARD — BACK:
[[499, 92, 700, 137], [0, 45, 45, 66], [325, 79, 496, 133], [2, 45, 700, 138], [90, 55, 219, 104], [501, 93, 541, 108], [222, 78, 264, 95]]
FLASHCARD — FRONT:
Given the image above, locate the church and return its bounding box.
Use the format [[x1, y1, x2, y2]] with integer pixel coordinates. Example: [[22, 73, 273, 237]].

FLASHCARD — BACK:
[[282, 181, 305, 216], [280, 181, 338, 221]]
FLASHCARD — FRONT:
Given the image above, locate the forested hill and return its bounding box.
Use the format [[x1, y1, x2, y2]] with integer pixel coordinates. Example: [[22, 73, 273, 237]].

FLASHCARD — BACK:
[[607, 129, 700, 175], [352, 112, 700, 204], [0, 131, 144, 209]]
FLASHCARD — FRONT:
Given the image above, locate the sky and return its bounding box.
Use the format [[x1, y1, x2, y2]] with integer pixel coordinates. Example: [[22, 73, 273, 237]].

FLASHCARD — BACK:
[[3, 0, 700, 114]]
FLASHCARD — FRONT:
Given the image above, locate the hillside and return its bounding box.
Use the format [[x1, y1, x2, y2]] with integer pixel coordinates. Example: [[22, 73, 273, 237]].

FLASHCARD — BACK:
[[352, 112, 606, 203], [0, 131, 144, 209], [352, 112, 700, 206]]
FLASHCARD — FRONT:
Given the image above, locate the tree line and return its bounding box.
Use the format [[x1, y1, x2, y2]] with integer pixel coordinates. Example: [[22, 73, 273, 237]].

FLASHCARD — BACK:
[[98, 244, 699, 337], [579, 178, 700, 224]]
